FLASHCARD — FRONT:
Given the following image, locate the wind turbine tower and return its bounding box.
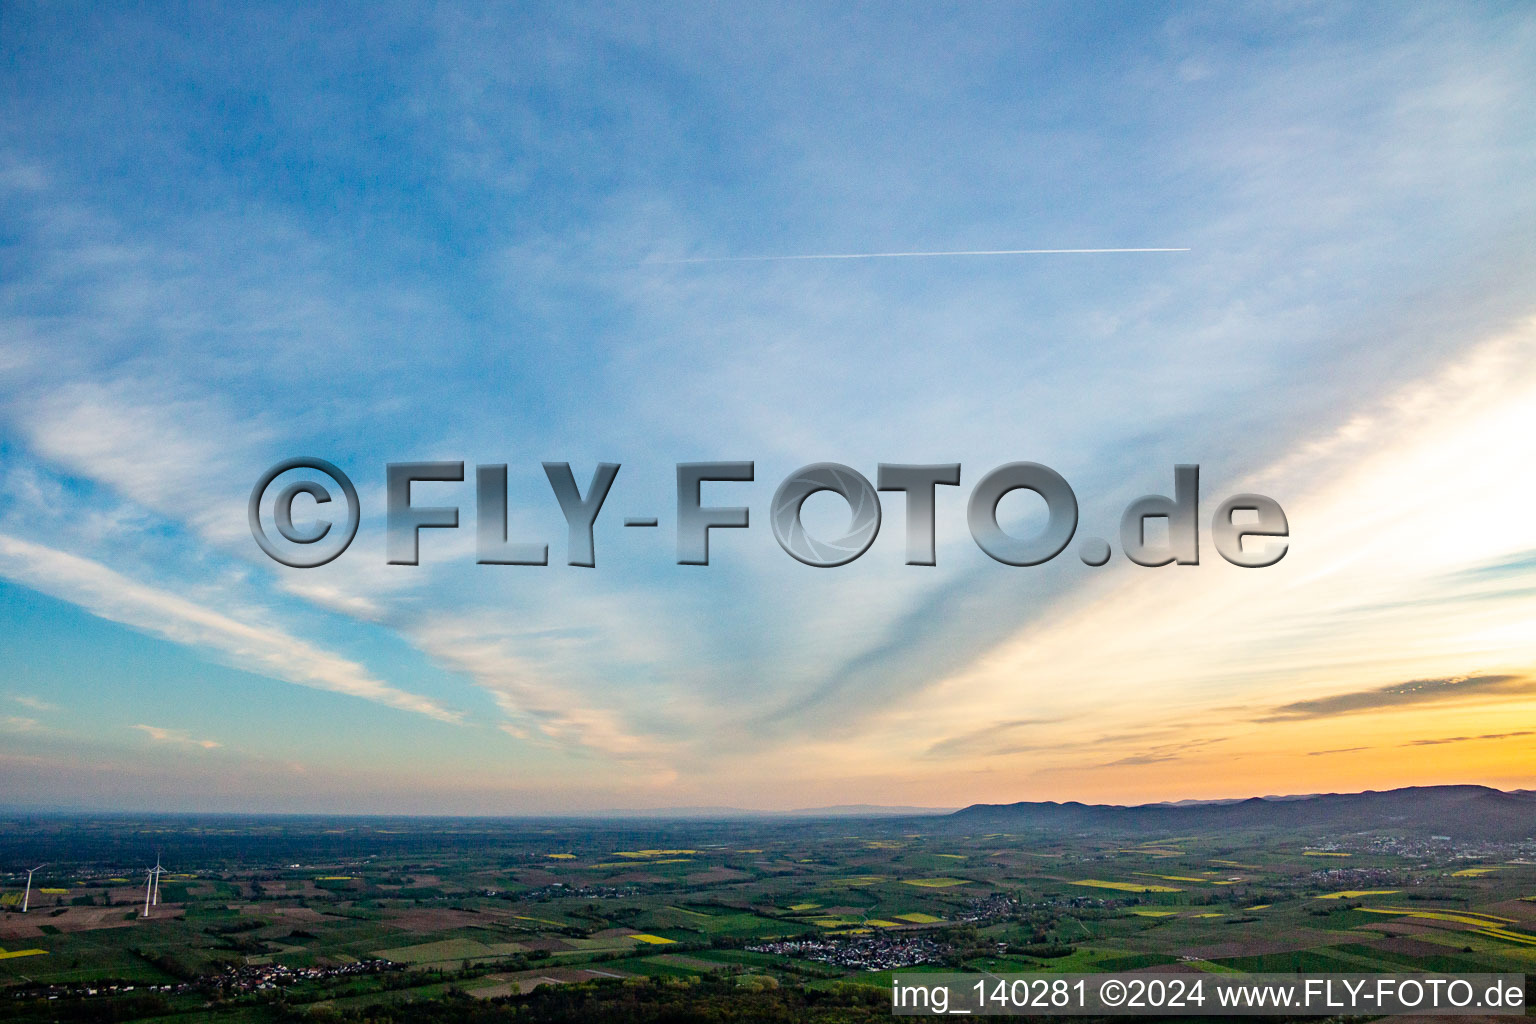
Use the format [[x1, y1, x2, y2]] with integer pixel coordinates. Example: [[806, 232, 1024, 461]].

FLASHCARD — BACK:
[[142, 869, 154, 919], [21, 864, 45, 913], [151, 853, 163, 907]]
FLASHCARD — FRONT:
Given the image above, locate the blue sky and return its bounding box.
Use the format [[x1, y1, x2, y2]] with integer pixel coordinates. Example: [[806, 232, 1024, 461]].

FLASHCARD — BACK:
[[1, 2, 1534, 812]]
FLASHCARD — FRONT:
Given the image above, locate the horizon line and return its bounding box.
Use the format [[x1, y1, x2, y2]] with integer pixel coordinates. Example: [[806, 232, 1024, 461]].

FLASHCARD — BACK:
[[0, 782, 1523, 819]]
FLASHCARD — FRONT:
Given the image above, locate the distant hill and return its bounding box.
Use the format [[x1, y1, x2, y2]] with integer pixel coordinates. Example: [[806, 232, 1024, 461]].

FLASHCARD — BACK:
[[946, 785, 1536, 841]]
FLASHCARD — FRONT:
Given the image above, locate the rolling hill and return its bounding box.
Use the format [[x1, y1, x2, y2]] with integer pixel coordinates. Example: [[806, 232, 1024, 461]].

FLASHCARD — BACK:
[[946, 785, 1536, 840]]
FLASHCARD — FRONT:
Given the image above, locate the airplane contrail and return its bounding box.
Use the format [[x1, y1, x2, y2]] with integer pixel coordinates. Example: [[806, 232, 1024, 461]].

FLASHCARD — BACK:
[[645, 247, 1190, 265]]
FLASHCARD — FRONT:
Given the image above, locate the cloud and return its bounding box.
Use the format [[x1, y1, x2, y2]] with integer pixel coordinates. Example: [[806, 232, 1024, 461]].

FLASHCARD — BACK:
[[1096, 737, 1227, 768], [10, 695, 58, 713], [1260, 674, 1531, 721], [923, 718, 1065, 759], [1403, 731, 1534, 747], [408, 614, 671, 764], [1445, 547, 1536, 583], [0, 533, 463, 724], [18, 378, 267, 547], [133, 724, 220, 749], [1, 715, 41, 733], [1099, 752, 1180, 767]]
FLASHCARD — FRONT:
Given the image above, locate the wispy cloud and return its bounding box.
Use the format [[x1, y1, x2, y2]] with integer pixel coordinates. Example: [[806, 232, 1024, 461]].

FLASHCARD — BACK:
[[133, 724, 220, 749], [1260, 674, 1530, 721], [1100, 752, 1180, 768], [1097, 737, 1227, 768], [0, 533, 462, 724], [10, 695, 58, 713], [409, 613, 672, 765], [923, 718, 1065, 760], [1403, 731, 1534, 747]]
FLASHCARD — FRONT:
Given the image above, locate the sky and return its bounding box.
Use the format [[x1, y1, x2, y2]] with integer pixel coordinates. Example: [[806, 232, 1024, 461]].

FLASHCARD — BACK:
[[1, 2, 1534, 813]]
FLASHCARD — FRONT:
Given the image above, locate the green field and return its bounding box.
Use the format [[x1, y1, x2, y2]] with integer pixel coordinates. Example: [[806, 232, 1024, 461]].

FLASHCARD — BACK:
[[2, 815, 1535, 1022]]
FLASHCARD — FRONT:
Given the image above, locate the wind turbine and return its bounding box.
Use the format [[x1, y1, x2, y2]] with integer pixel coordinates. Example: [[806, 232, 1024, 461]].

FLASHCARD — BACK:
[[21, 864, 45, 913], [142, 868, 154, 919], [151, 853, 163, 907]]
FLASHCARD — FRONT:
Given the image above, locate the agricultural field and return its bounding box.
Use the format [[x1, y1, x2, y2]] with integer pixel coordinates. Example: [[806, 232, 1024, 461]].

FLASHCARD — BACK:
[[0, 813, 1533, 1021]]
